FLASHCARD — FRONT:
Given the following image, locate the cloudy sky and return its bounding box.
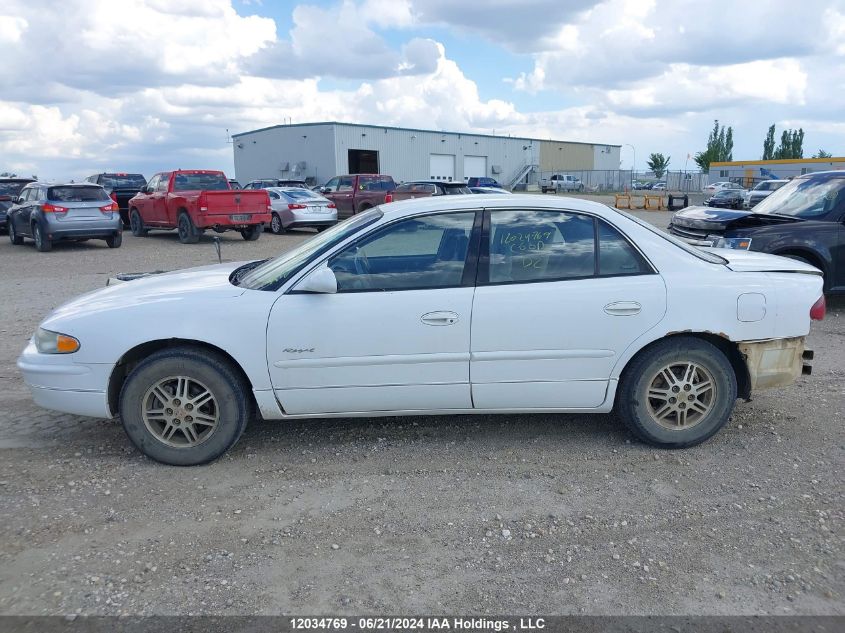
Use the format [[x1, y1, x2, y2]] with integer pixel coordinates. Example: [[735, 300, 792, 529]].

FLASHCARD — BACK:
[[1, 0, 843, 181]]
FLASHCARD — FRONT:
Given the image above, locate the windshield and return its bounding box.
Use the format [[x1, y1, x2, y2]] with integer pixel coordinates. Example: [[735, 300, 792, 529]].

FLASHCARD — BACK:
[[173, 173, 230, 191], [100, 174, 146, 189], [611, 207, 728, 265], [753, 174, 845, 218], [238, 208, 383, 290]]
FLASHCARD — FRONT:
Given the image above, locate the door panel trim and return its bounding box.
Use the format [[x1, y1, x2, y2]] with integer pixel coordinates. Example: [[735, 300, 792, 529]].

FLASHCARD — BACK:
[[273, 351, 470, 369], [471, 349, 614, 362]]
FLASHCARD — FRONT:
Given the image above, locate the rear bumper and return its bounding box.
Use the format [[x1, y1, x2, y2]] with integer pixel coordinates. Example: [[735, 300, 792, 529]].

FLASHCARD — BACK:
[[285, 220, 337, 229], [45, 216, 122, 239], [739, 336, 808, 391], [196, 213, 271, 229]]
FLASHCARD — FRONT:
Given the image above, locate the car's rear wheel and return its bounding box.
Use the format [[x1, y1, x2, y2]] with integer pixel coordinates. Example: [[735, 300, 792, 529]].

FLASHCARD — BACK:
[[9, 221, 23, 245], [33, 223, 52, 252], [616, 337, 737, 448], [177, 212, 200, 244], [130, 209, 147, 237], [241, 224, 262, 241], [106, 233, 122, 248], [119, 348, 250, 466], [269, 213, 285, 234]]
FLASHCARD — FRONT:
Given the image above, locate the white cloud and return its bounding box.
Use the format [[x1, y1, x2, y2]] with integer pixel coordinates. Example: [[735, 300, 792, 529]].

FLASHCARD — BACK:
[[0, 15, 27, 42]]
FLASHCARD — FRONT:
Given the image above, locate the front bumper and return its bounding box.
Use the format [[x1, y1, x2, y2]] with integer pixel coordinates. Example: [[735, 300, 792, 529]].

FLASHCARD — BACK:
[[17, 341, 113, 418]]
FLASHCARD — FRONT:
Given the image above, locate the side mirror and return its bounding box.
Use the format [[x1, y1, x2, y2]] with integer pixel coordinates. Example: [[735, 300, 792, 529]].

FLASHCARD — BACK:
[[320, 187, 330, 194], [295, 265, 337, 294]]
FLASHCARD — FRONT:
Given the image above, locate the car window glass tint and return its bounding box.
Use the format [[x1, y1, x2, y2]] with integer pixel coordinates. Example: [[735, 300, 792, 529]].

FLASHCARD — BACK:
[[488, 210, 596, 283], [47, 186, 109, 202], [156, 175, 170, 192], [338, 177, 354, 192], [329, 212, 475, 292], [172, 173, 228, 191], [598, 220, 651, 276]]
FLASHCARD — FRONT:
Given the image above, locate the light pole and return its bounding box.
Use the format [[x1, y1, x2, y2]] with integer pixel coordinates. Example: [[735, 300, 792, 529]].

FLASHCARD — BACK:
[[625, 144, 636, 188]]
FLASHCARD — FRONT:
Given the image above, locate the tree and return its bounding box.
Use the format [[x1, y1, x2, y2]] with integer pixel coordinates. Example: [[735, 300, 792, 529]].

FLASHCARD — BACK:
[[0, 171, 17, 178], [694, 119, 733, 171], [646, 153, 671, 178], [812, 149, 833, 158], [767, 126, 804, 159], [762, 124, 776, 160]]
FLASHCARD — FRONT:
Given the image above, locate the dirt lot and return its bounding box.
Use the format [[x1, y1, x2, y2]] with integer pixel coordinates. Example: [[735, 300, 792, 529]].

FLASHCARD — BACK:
[[0, 212, 842, 616]]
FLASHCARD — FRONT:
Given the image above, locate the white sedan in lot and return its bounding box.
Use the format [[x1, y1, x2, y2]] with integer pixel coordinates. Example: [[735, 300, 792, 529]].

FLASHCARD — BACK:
[[18, 196, 825, 465]]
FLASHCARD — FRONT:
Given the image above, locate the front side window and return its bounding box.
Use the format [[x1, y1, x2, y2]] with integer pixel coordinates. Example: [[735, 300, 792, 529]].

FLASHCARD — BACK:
[[487, 210, 596, 283], [145, 175, 160, 192], [328, 212, 475, 292], [156, 174, 171, 192], [337, 177, 354, 192]]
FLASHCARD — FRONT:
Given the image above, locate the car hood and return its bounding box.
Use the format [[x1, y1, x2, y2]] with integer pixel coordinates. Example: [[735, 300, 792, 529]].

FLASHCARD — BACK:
[[672, 205, 799, 230], [42, 262, 248, 327], [707, 249, 822, 274]]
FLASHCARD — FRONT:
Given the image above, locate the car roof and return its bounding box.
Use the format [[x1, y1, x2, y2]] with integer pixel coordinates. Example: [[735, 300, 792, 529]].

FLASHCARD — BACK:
[[797, 170, 845, 179], [379, 193, 612, 221], [404, 180, 468, 186]]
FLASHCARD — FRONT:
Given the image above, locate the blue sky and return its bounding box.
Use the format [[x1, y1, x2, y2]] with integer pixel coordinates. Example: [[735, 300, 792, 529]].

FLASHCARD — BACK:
[[1, 0, 843, 180]]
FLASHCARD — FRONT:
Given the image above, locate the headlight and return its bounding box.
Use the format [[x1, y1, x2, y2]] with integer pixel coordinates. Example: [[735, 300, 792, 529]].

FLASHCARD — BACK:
[[710, 236, 752, 250], [34, 327, 80, 354]]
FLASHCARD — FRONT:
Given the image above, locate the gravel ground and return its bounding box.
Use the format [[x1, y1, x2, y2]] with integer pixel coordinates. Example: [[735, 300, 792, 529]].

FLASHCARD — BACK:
[[0, 211, 842, 616]]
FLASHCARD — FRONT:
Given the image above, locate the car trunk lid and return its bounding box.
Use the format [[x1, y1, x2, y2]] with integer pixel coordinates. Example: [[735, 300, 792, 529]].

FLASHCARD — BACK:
[[711, 249, 822, 274]]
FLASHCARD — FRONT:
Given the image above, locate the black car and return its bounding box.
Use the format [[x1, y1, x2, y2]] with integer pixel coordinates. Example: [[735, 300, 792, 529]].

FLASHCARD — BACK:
[[85, 173, 146, 227], [707, 189, 745, 209], [669, 171, 845, 293], [0, 178, 36, 231], [466, 177, 502, 188]]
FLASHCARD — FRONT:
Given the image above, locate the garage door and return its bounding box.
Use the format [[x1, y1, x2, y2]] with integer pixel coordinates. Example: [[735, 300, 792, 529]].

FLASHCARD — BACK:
[[429, 154, 455, 182], [463, 155, 487, 181]]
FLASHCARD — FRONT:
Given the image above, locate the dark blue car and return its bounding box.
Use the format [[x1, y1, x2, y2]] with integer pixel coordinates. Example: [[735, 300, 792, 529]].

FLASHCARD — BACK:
[[669, 171, 845, 293]]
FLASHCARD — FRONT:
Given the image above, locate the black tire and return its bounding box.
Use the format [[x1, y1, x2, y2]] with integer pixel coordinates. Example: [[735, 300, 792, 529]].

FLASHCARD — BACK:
[[616, 336, 737, 448], [177, 212, 200, 244], [106, 233, 122, 248], [33, 223, 52, 252], [316, 225, 330, 232], [119, 348, 251, 466], [241, 224, 262, 241], [130, 209, 147, 237], [269, 212, 285, 235], [541, 187, 547, 194], [9, 220, 23, 245]]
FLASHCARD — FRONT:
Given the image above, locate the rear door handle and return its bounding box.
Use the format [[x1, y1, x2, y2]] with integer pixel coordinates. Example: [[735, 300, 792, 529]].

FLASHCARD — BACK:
[[604, 301, 642, 316], [421, 311, 459, 326]]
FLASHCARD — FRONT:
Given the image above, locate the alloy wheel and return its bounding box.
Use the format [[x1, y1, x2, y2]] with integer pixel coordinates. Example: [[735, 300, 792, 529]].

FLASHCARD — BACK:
[[141, 376, 219, 448], [645, 362, 716, 430]]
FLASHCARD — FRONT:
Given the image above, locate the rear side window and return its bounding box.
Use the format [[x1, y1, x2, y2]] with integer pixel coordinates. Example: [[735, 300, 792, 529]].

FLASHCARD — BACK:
[[47, 186, 109, 202], [487, 210, 596, 283], [598, 220, 652, 276]]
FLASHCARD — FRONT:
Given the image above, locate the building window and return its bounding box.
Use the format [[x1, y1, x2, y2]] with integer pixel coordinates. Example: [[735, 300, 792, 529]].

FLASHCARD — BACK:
[[801, 168, 813, 175], [719, 170, 729, 178]]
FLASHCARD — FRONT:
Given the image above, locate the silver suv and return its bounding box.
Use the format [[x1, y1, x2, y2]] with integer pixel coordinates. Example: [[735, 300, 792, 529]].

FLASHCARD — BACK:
[[7, 183, 123, 252]]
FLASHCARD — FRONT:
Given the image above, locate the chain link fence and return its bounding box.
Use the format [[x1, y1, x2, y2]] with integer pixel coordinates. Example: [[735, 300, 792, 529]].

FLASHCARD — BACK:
[[526, 170, 708, 193]]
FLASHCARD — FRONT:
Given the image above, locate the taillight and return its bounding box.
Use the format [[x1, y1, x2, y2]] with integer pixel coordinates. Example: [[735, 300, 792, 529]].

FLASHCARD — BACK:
[[326, 203, 336, 209], [288, 203, 307, 210], [100, 202, 118, 214], [42, 203, 68, 213], [810, 296, 826, 321], [384, 193, 393, 203]]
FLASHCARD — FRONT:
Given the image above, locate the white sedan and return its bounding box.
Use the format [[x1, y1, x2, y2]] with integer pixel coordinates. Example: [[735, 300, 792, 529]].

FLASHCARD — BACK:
[[18, 195, 825, 465]]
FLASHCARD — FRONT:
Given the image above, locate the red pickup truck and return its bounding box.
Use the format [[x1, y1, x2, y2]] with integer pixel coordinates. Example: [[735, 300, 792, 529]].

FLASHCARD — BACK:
[[319, 174, 395, 219], [128, 170, 271, 243]]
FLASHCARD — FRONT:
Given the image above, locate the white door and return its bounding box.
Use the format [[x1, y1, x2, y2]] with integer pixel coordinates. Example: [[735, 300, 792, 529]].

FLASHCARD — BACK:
[[463, 155, 487, 181], [430, 154, 455, 182], [471, 209, 667, 409], [267, 211, 478, 415]]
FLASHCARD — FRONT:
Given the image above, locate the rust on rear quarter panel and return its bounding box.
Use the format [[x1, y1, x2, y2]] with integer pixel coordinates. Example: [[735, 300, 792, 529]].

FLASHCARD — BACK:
[[739, 336, 806, 390]]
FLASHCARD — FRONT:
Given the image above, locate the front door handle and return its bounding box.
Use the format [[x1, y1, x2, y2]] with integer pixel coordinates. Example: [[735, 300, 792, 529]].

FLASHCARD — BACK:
[[604, 301, 642, 316], [421, 311, 459, 326]]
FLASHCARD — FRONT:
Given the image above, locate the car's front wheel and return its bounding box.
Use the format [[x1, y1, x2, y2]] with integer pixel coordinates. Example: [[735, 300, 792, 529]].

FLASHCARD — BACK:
[[9, 220, 23, 245], [119, 348, 251, 466], [616, 336, 737, 448], [269, 213, 285, 234], [241, 224, 262, 241]]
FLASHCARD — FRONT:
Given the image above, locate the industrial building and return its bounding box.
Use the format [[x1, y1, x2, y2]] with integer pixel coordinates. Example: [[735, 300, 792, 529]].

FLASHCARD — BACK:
[[231, 121, 621, 189], [709, 157, 845, 187]]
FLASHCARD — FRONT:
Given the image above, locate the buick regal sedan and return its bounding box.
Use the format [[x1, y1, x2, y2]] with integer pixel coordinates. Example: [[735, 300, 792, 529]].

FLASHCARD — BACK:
[[18, 196, 825, 465]]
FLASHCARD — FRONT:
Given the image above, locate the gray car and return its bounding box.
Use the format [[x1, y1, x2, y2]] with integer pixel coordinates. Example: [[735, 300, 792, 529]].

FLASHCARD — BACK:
[[7, 182, 123, 252], [265, 186, 337, 234]]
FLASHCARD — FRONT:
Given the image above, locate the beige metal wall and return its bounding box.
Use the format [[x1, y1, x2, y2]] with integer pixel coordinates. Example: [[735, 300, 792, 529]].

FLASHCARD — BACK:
[[539, 141, 596, 171]]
